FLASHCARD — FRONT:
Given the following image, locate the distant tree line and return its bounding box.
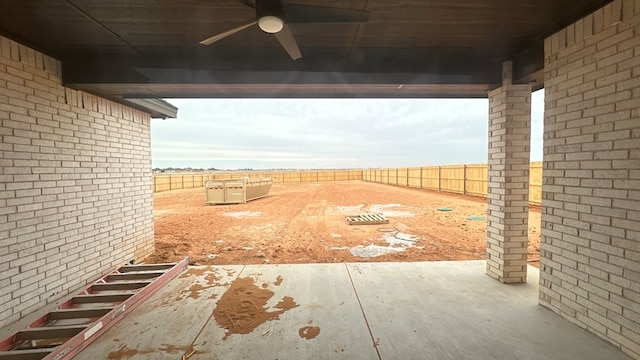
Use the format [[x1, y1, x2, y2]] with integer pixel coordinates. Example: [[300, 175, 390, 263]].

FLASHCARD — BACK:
[[153, 167, 219, 173], [152, 167, 339, 173]]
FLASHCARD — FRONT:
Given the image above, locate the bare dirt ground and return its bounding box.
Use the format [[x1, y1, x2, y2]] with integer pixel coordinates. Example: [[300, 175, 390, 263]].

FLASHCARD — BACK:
[[146, 181, 541, 266]]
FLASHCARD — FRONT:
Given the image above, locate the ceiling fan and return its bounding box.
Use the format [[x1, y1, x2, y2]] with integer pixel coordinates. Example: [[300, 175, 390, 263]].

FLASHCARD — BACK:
[[199, 0, 369, 60]]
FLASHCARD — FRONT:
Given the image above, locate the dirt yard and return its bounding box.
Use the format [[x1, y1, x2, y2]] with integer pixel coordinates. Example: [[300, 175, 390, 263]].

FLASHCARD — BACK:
[[146, 181, 541, 266]]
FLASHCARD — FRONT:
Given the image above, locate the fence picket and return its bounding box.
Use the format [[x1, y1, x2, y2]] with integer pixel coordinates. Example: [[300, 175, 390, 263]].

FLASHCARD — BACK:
[[152, 162, 543, 206]]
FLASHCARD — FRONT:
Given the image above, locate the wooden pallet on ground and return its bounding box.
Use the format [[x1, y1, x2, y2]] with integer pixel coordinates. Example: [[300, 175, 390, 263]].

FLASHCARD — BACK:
[[345, 214, 389, 225]]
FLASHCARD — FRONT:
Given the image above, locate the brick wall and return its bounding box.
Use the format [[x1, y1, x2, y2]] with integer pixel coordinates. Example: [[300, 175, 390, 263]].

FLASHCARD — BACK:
[[540, 0, 640, 358], [486, 84, 531, 283], [0, 36, 154, 328]]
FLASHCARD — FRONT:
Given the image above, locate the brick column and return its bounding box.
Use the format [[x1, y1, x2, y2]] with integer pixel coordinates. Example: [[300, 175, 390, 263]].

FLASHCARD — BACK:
[[486, 62, 532, 283]]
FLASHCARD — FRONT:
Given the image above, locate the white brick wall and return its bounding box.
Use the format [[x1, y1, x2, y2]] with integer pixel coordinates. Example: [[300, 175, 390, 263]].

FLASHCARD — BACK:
[[486, 83, 531, 283], [540, 1, 640, 358], [0, 36, 154, 328]]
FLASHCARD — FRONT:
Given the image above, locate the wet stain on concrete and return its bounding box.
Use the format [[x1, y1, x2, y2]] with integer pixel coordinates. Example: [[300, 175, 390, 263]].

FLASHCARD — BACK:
[[181, 283, 221, 300], [224, 268, 237, 277], [157, 344, 189, 353], [205, 271, 223, 285], [180, 267, 208, 278], [213, 277, 299, 339], [166, 268, 229, 304], [107, 344, 206, 359], [298, 326, 321, 340], [107, 344, 155, 359]]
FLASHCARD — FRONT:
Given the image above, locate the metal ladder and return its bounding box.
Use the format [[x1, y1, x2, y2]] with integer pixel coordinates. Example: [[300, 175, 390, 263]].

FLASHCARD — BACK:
[[0, 258, 189, 360]]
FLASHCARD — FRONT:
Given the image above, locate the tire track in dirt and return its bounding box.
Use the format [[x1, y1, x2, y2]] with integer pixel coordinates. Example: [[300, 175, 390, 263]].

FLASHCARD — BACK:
[[269, 184, 331, 262], [148, 181, 541, 265]]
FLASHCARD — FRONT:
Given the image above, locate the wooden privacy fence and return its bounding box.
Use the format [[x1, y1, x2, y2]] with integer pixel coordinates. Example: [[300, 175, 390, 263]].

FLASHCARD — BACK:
[[152, 163, 543, 206], [362, 162, 543, 206], [152, 170, 363, 193]]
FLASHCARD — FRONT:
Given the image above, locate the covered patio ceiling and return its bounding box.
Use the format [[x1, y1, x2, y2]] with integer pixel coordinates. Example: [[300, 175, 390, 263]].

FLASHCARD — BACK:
[[0, 0, 612, 100]]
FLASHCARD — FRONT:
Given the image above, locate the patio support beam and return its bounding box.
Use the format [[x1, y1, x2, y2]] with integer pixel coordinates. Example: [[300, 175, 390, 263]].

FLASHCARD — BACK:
[[485, 61, 532, 283]]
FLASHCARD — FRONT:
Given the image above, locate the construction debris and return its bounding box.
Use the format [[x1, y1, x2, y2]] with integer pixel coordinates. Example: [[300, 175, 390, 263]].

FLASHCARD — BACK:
[[345, 214, 389, 225]]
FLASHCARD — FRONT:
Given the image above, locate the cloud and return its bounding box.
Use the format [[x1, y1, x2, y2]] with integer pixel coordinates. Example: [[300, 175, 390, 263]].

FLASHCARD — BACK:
[[152, 93, 543, 169]]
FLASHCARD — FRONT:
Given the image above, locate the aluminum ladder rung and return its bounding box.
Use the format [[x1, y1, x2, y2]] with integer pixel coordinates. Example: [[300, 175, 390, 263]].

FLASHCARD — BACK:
[[105, 271, 166, 281], [16, 325, 87, 341], [90, 281, 152, 291], [47, 308, 113, 320], [71, 293, 135, 304], [0, 257, 189, 360], [118, 263, 176, 272], [0, 348, 54, 360]]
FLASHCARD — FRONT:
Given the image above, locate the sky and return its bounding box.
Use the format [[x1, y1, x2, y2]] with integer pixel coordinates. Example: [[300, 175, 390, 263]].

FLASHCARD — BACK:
[[151, 90, 544, 170]]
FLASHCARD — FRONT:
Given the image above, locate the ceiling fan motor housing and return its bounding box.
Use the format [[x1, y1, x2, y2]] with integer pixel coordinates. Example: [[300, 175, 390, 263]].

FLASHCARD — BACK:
[[256, 0, 286, 33], [200, 0, 368, 60]]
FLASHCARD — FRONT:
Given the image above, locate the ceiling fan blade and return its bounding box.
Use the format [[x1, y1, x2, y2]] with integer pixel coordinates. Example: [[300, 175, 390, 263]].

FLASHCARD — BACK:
[[284, 4, 369, 23], [239, 0, 256, 8], [199, 19, 258, 45], [273, 24, 302, 60]]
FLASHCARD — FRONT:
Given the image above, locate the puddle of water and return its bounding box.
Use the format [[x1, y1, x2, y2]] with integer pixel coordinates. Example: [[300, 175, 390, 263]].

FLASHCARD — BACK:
[[350, 245, 405, 257], [224, 211, 263, 218], [368, 204, 416, 218], [347, 230, 423, 258], [382, 232, 419, 245]]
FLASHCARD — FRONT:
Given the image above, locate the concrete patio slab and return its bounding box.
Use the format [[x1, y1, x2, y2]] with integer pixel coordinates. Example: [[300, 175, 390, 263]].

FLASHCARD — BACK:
[[189, 264, 378, 359], [74, 261, 632, 360], [347, 261, 625, 360], [73, 265, 245, 360]]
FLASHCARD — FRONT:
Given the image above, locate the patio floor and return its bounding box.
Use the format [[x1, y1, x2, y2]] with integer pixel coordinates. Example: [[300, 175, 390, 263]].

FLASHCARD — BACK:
[[74, 260, 632, 360]]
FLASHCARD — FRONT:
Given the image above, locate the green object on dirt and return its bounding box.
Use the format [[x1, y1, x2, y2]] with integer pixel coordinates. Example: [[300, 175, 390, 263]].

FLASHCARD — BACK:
[[467, 215, 485, 221], [437, 207, 452, 211]]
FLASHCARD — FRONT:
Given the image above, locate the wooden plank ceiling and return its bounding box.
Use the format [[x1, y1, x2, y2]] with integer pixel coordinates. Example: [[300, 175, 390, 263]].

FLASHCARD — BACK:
[[0, 0, 613, 99]]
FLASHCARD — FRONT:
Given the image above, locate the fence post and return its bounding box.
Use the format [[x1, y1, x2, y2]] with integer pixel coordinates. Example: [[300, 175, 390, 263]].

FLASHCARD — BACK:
[[463, 165, 467, 195], [438, 166, 441, 192], [420, 167, 423, 189]]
